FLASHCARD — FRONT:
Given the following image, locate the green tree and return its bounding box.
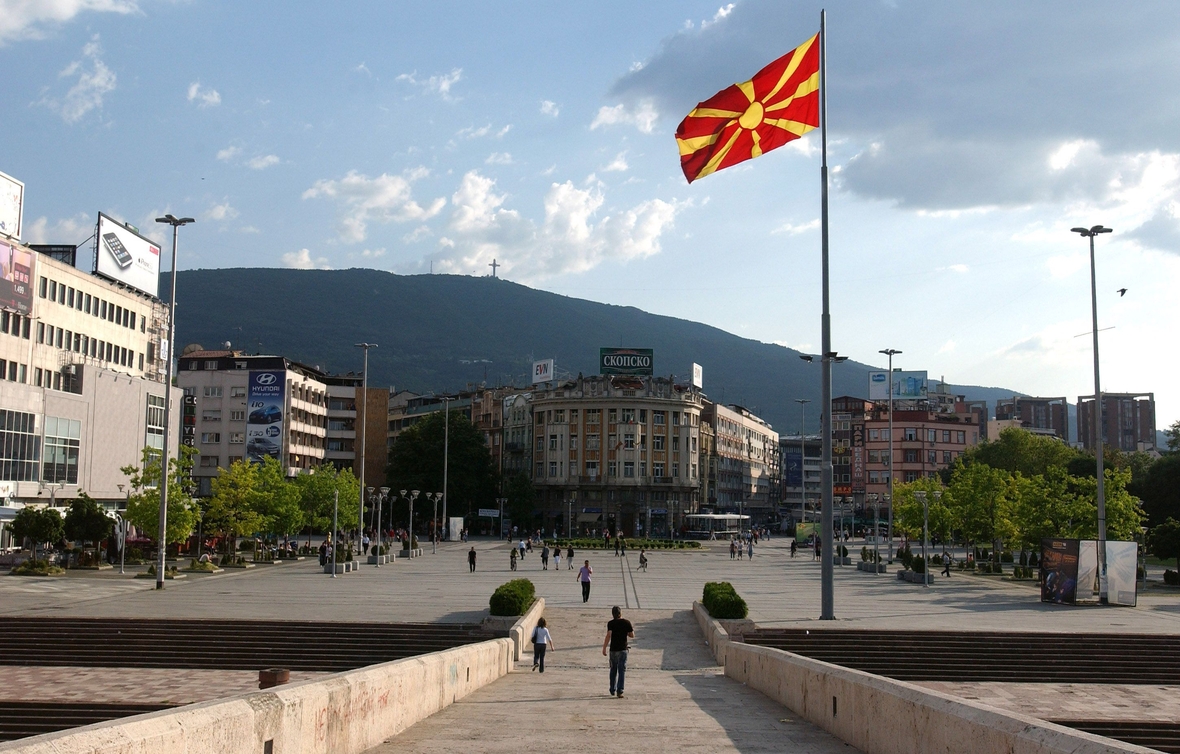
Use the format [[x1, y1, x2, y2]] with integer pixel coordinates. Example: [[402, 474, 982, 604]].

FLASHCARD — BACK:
[[892, 477, 954, 545], [1149, 518, 1180, 571], [504, 473, 537, 533], [11, 506, 65, 561], [293, 465, 360, 542], [1165, 419, 1180, 453], [964, 427, 1080, 477], [948, 462, 1016, 561], [254, 456, 303, 538], [121, 446, 199, 548], [205, 460, 265, 554], [63, 493, 114, 549], [1065, 466, 1145, 542], [1009, 468, 1091, 552], [1133, 454, 1180, 526], [387, 411, 496, 524]]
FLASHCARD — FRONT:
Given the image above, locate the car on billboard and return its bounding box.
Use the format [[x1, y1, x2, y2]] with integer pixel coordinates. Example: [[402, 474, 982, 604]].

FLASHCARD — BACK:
[[247, 436, 281, 458], [248, 404, 283, 424]]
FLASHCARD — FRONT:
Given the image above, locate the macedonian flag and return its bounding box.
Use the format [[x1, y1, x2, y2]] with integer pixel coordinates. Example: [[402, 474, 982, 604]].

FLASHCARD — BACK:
[[676, 33, 820, 183]]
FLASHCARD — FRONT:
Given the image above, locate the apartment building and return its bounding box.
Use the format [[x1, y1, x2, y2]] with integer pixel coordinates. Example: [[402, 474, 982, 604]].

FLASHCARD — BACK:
[[322, 374, 388, 490], [1078, 392, 1156, 452], [531, 375, 703, 538], [701, 401, 779, 525], [995, 396, 1068, 441], [779, 434, 821, 523], [177, 351, 328, 495], [501, 392, 533, 479]]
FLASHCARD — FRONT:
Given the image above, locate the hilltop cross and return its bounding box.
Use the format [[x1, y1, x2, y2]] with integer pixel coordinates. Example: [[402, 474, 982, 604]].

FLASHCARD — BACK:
[[489, 258, 499, 277]]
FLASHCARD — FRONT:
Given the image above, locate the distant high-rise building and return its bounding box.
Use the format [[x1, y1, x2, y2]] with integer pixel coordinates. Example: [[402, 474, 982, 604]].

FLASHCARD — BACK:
[[1077, 392, 1156, 453], [995, 396, 1068, 441]]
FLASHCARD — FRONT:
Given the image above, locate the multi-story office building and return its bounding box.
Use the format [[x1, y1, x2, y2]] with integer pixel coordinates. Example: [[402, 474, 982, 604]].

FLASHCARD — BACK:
[[995, 396, 1068, 441], [0, 238, 176, 524], [176, 351, 328, 495], [501, 392, 533, 479], [1078, 392, 1156, 452], [322, 374, 388, 490], [531, 375, 703, 538], [863, 402, 981, 501], [701, 401, 778, 525], [779, 434, 821, 524]]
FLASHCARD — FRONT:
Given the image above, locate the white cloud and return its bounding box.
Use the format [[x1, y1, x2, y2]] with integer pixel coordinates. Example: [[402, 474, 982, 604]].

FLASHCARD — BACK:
[[402, 225, 432, 243], [186, 82, 221, 108], [216, 145, 242, 161], [701, 3, 735, 28], [204, 201, 238, 222], [1046, 252, 1088, 279], [947, 263, 970, 273], [246, 154, 280, 170], [771, 219, 819, 235], [239, 225, 260, 234], [24, 213, 92, 245], [396, 67, 463, 100], [354, 62, 372, 77], [938, 340, 957, 354], [0, 0, 137, 46], [38, 35, 116, 123], [590, 100, 658, 134], [428, 170, 680, 281], [456, 123, 510, 141], [359, 248, 386, 258], [281, 249, 330, 270], [602, 153, 629, 172], [485, 152, 513, 165], [303, 168, 446, 243], [540, 100, 559, 117]]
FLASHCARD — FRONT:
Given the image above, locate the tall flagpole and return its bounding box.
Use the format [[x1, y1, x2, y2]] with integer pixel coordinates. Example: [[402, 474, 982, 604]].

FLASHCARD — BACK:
[[818, 8, 835, 621]]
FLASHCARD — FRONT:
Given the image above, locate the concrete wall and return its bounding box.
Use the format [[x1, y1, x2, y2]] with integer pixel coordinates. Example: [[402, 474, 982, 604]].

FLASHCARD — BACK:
[[722, 639, 1154, 754], [0, 637, 514, 754], [692, 600, 731, 666], [511, 597, 546, 662]]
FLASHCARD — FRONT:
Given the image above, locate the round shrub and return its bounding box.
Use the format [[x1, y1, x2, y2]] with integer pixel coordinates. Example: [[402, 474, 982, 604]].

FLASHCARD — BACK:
[[702, 581, 748, 619], [490, 578, 536, 616]]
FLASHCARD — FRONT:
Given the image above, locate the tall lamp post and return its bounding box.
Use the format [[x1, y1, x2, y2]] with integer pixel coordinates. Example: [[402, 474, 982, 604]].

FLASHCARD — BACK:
[[915, 490, 929, 586], [354, 343, 376, 558], [154, 214, 194, 590], [430, 492, 441, 554], [442, 396, 451, 541], [794, 398, 810, 534], [406, 489, 420, 557], [878, 348, 902, 564], [376, 486, 389, 565], [1071, 224, 1112, 603], [868, 493, 880, 573], [498, 496, 508, 540]]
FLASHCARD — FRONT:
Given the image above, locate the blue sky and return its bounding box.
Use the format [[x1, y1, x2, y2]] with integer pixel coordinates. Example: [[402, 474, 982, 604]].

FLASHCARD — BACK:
[[3, 1, 1179, 429]]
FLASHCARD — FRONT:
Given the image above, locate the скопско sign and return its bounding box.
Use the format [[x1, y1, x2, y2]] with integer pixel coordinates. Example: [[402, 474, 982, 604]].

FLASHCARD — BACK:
[[600, 348, 653, 376]]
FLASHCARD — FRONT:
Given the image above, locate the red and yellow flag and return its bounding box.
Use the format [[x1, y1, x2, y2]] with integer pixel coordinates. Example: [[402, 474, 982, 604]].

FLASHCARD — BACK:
[[676, 33, 820, 183]]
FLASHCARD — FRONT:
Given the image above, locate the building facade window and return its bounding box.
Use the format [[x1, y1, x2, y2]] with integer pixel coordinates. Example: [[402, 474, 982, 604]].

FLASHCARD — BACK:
[[201, 432, 221, 444], [43, 417, 81, 485], [0, 410, 39, 482], [146, 395, 165, 455], [204, 386, 223, 398]]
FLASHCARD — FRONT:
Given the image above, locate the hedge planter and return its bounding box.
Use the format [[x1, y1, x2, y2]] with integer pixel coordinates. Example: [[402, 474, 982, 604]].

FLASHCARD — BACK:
[[397, 548, 423, 559], [857, 561, 888, 573], [831, 556, 852, 566], [323, 562, 353, 574], [897, 570, 934, 584], [366, 554, 391, 565]]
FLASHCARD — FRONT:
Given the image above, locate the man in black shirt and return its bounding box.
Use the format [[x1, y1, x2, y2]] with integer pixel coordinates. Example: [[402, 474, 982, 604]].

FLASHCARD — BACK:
[[602, 605, 635, 698]]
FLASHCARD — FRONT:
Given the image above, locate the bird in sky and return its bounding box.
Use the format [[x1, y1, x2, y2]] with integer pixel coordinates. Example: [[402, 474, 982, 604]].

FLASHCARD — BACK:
[[1117, 288, 1128, 297]]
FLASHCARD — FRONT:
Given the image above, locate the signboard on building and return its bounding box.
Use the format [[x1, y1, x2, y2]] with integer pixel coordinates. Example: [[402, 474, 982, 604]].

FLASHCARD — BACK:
[[531, 358, 554, 384], [0, 170, 24, 240], [600, 348, 653, 376], [95, 213, 161, 298], [0, 240, 34, 314], [784, 447, 802, 487], [691, 362, 703, 388], [851, 422, 865, 492], [478, 508, 500, 518], [246, 370, 285, 463], [868, 370, 929, 401]]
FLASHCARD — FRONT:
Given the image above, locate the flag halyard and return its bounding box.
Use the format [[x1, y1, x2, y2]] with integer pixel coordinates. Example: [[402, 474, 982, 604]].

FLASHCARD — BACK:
[[675, 33, 820, 183]]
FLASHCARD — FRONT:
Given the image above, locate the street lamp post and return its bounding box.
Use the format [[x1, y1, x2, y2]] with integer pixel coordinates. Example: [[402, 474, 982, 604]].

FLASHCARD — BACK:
[[442, 396, 451, 541], [330, 489, 338, 579], [868, 493, 880, 574], [497, 496, 507, 540], [931, 490, 942, 585], [431, 492, 440, 554], [1071, 224, 1113, 604], [878, 348, 902, 564], [408, 490, 419, 557], [354, 343, 376, 559], [916, 490, 929, 587], [153, 214, 194, 590], [794, 398, 810, 535], [376, 486, 389, 565]]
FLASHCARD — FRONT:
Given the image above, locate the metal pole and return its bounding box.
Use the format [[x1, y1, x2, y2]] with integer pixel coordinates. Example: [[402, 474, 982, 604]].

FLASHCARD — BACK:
[[355, 343, 375, 559], [156, 221, 180, 589], [433, 493, 439, 554], [1087, 232, 1108, 602], [442, 398, 450, 540], [873, 495, 879, 574], [923, 494, 929, 587], [409, 490, 417, 557], [375, 489, 382, 566], [331, 489, 338, 578], [887, 350, 895, 564], [818, 9, 834, 620]]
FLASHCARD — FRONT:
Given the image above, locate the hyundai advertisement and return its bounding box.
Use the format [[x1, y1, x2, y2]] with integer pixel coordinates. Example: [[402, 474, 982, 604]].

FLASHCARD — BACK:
[[246, 370, 285, 463]]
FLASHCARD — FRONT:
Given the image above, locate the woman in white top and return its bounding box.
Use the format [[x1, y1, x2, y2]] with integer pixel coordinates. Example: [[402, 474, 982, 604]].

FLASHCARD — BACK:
[[531, 617, 555, 673]]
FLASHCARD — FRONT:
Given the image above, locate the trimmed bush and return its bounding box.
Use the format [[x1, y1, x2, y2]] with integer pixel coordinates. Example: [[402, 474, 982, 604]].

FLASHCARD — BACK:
[[11, 559, 65, 576], [1000, 551, 1014, 564], [911, 557, 926, 574], [1165, 569, 1179, 586], [702, 581, 748, 619], [490, 578, 536, 616]]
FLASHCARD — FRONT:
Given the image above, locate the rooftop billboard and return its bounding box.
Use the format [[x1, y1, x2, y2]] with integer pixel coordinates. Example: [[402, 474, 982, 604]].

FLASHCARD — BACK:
[[95, 213, 161, 298], [0, 239, 34, 315], [0, 170, 23, 241], [600, 347, 653, 376], [868, 370, 928, 401]]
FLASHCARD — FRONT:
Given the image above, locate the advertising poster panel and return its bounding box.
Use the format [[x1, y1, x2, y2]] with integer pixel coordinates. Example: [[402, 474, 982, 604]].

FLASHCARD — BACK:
[[1040, 538, 1080, 604], [531, 358, 554, 384], [0, 170, 24, 240], [1075, 540, 1101, 604], [246, 370, 285, 463], [1106, 541, 1139, 607], [600, 348, 653, 376], [95, 213, 161, 298], [784, 447, 802, 488], [868, 370, 929, 401], [0, 239, 35, 314]]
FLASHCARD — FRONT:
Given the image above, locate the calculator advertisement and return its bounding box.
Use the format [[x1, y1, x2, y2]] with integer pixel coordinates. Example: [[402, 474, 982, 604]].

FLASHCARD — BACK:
[[95, 213, 161, 298]]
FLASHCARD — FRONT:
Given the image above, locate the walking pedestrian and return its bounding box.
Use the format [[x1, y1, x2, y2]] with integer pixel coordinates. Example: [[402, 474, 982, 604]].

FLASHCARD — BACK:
[[577, 560, 593, 603], [737, 541, 743, 560], [790, 540, 797, 558], [602, 605, 634, 698], [468, 546, 477, 573], [553, 548, 561, 571], [510, 548, 518, 571], [542, 544, 550, 570], [566, 545, 575, 569], [619, 536, 626, 556], [747, 540, 754, 560], [730, 540, 736, 560], [941, 550, 953, 577], [531, 617, 555, 673], [614, 536, 620, 557], [519, 540, 526, 560]]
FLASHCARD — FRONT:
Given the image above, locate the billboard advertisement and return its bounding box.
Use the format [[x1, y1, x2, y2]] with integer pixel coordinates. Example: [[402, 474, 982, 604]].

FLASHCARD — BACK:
[[1040, 538, 1080, 604], [600, 347, 653, 376], [246, 370, 285, 463], [1106, 541, 1139, 607], [783, 447, 802, 488], [532, 358, 554, 384], [0, 170, 24, 240], [868, 370, 929, 401], [692, 362, 703, 388], [95, 213, 161, 298], [0, 240, 35, 314]]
